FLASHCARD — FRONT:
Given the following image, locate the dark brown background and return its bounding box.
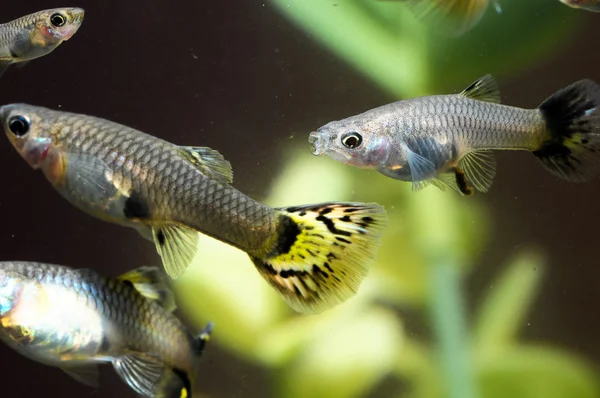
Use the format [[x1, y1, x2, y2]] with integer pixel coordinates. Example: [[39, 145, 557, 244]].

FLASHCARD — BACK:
[[0, 1, 598, 397]]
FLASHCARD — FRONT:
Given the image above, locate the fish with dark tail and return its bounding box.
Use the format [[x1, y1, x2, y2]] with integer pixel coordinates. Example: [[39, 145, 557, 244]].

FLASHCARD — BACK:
[[309, 75, 600, 195], [0, 8, 84, 77], [0, 262, 213, 398], [0, 104, 387, 314]]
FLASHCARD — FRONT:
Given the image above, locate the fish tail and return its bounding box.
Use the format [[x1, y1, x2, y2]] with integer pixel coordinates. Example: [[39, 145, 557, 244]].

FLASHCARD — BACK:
[[250, 202, 387, 314], [402, 0, 491, 36], [533, 79, 600, 182]]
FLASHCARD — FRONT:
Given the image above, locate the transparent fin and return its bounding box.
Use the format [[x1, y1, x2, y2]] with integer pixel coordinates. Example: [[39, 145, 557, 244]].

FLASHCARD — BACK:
[[63, 152, 124, 207], [113, 354, 165, 397], [118, 266, 176, 312], [252, 202, 387, 314], [0, 61, 10, 78], [151, 223, 200, 279], [179, 146, 233, 184], [432, 172, 466, 195], [460, 74, 501, 103], [402, 0, 491, 36], [15, 60, 29, 69], [457, 150, 497, 192], [193, 321, 214, 355], [402, 145, 438, 191], [61, 364, 100, 388]]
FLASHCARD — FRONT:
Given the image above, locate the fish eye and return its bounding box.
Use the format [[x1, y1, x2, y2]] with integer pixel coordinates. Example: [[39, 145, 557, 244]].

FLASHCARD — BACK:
[[341, 132, 363, 149], [50, 13, 67, 27], [8, 115, 30, 137]]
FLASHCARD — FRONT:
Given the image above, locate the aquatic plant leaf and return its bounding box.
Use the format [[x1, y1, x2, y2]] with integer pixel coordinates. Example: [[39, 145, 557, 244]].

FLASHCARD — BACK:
[[278, 308, 404, 398], [478, 346, 600, 398], [474, 249, 545, 353]]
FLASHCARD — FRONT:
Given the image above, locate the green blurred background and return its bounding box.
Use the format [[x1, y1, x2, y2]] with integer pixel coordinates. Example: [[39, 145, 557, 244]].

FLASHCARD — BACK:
[[0, 0, 599, 397]]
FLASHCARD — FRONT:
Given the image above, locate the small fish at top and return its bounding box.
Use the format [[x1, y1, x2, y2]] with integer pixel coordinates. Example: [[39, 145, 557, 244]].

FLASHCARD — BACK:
[[0, 104, 387, 315], [0, 262, 213, 398], [378, 0, 502, 35], [560, 0, 600, 12], [309, 75, 600, 195], [0, 8, 84, 78]]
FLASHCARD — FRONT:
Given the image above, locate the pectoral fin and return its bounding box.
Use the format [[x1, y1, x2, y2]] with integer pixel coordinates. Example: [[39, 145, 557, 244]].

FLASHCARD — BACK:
[[151, 223, 200, 278], [61, 364, 100, 388], [63, 152, 126, 209], [402, 144, 438, 191], [0, 61, 10, 78]]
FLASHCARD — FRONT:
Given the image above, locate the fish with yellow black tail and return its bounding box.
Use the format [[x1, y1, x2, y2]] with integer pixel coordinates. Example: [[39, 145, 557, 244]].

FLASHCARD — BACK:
[[252, 202, 386, 314], [0, 104, 387, 314]]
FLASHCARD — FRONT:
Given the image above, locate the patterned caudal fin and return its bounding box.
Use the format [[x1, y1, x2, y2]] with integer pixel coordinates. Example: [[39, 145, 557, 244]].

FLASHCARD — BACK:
[[250, 202, 387, 314], [534, 79, 600, 182]]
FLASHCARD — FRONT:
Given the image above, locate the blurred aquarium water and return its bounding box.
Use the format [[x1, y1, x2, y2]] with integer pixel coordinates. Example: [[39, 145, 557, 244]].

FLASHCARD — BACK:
[[0, 0, 598, 397]]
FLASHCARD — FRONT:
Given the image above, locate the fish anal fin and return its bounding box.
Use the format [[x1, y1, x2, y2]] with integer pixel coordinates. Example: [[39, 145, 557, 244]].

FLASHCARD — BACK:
[[151, 223, 200, 279], [61, 364, 100, 388], [118, 266, 176, 312], [180, 146, 233, 184], [460, 74, 501, 104], [113, 354, 165, 397], [457, 150, 497, 193]]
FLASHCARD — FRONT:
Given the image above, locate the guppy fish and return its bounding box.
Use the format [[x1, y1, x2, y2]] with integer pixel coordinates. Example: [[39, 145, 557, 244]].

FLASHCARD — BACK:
[[0, 262, 213, 398], [380, 0, 502, 35], [0, 8, 84, 77], [560, 0, 600, 11], [0, 104, 386, 314], [309, 75, 600, 195]]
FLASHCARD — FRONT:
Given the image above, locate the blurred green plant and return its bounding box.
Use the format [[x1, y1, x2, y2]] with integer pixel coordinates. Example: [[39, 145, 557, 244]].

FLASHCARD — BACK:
[[175, 1, 599, 397]]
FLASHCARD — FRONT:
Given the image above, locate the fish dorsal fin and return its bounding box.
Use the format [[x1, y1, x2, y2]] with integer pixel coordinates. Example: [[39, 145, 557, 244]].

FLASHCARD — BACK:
[[179, 146, 233, 184], [460, 74, 501, 103], [457, 150, 497, 193], [193, 322, 214, 355], [118, 266, 176, 312], [61, 364, 100, 388], [113, 354, 165, 397], [151, 223, 200, 279]]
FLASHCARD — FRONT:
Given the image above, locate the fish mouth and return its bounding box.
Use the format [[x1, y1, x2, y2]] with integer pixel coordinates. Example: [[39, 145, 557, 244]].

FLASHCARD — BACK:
[[309, 132, 326, 156]]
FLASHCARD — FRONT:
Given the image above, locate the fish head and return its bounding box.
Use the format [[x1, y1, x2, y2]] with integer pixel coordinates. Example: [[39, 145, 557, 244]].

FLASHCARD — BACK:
[[32, 8, 85, 46], [309, 119, 393, 169], [0, 104, 57, 169]]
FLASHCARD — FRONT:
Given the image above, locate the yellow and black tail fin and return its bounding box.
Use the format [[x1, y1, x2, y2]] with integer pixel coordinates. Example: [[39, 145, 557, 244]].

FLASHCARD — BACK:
[[534, 79, 600, 182], [250, 202, 387, 314]]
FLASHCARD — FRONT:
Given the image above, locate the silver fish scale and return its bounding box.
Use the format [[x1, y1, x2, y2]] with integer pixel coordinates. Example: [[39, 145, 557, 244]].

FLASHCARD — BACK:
[[49, 111, 277, 253], [389, 95, 546, 155], [0, 262, 194, 371]]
